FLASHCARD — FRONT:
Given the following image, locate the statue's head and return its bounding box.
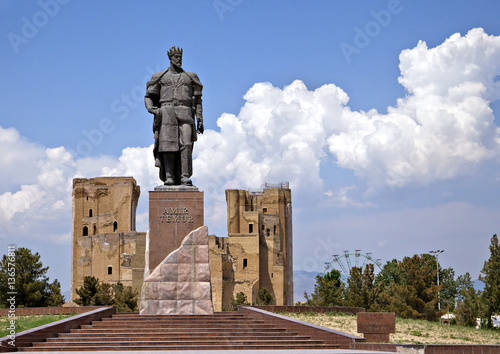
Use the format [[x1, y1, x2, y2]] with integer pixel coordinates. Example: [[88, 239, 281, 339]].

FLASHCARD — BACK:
[[167, 46, 183, 68]]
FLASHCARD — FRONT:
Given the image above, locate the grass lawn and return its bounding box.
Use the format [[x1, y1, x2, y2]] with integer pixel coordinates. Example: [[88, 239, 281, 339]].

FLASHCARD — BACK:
[[282, 312, 500, 345], [0, 314, 75, 338]]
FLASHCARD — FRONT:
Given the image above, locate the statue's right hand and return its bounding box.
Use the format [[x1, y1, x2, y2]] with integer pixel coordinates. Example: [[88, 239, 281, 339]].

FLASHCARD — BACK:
[[148, 107, 160, 116]]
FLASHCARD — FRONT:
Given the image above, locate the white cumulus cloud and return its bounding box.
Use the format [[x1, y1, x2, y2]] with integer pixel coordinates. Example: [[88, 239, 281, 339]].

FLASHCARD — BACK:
[[194, 80, 334, 193], [0, 126, 45, 192], [328, 28, 500, 188]]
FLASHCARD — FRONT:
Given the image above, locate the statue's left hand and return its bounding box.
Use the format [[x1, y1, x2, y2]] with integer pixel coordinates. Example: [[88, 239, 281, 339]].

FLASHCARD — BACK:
[[197, 121, 204, 134]]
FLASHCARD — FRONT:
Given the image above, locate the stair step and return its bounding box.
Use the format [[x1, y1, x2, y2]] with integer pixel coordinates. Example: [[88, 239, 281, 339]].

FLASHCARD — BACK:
[[56, 332, 303, 339], [81, 323, 276, 329], [33, 339, 329, 347], [110, 315, 245, 320], [95, 319, 265, 325], [48, 335, 309, 342], [110, 314, 244, 316], [71, 327, 288, 334], [21, 343, 340, 351], [103, 316, 246, 318]]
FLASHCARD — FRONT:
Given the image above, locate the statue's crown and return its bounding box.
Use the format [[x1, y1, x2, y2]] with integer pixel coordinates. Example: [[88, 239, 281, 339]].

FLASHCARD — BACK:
[[167, 46, 183, 58]]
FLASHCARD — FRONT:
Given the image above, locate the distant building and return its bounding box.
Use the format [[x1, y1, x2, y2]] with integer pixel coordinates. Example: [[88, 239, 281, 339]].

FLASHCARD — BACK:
[[71, 178, 293, 310], [441, 313, 500, 328], [209, 183, 293, 311], [70, 177, 146, 301], [440, 313, 455, 325], [493, 315, 500, 328]]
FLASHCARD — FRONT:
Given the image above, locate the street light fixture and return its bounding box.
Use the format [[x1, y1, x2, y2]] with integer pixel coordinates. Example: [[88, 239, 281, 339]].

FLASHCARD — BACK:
[[429, 250, 444, 312]]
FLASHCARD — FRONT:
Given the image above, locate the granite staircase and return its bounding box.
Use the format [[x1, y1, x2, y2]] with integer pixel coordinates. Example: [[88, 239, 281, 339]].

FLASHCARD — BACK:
[[20, 312, 341, 351]]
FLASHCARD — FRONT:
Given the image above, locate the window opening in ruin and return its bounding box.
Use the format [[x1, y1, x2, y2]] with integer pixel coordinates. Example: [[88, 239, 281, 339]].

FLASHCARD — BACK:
[[274, 225, 276, 235], [89, 209, 93, 217], [108, 266, 112, 275], [113, 221, 118, 232], [248, 223, 253, 233], [272, 273, 273, 278], [243, 258, 248, 269], [262, 224, 264, 230], [266, 228, 270, 237], [93, 225, 96, 235], [83, 226, 88, 236], [263, 207, 267, 213]]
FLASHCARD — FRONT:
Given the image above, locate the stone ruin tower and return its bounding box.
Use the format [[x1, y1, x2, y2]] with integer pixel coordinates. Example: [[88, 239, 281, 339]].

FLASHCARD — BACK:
[[70, 177, 146, 301]]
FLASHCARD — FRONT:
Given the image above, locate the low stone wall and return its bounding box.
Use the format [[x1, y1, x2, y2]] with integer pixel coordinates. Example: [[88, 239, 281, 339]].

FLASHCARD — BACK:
[[423, 344, 500, 353], [0, 306, 115, 352], [251, 305, 365, 315], [355, 342, 397, 352], [0, 306, 103, 317]]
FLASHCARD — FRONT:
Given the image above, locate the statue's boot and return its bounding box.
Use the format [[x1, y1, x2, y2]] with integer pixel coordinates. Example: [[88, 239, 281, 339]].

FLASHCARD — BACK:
[[180, 145, 193, 186], [163, 152, 176, 185]]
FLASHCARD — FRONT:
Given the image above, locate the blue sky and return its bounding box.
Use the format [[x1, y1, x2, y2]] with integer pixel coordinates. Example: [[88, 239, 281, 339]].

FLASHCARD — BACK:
[[2, 0, 500, 300]]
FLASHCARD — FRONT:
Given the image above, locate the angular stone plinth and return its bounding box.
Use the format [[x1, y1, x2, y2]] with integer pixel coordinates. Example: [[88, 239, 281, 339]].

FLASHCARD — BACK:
[[149, 187, 204, 272], [140, 225, 214, 315], [357, 312, 395, 343]]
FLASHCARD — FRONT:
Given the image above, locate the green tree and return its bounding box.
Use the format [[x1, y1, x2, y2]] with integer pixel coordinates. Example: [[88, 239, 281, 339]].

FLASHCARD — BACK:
[[92, 282, 114, 306], [0, 247, 64, 307], [439, 267, 458, 311], [479, 234, 500, 328], [113, 282, 138, 312], [344, 265, 380, 310], [75, 277, 137, 310], [361, 264, 380, 310], [344, 266, 363, 307], [230, 291, 250, 310], [74, 276, 99, 306], [256, 288, 274, 305], [455, 272, 479, 327], [378, 281, 420, 318], [375, 259, 402, 287], [304, 269, 344, 306], [372, 259, 400, 312], [46, 279, 65, 307], [376, 255, 444, 321]]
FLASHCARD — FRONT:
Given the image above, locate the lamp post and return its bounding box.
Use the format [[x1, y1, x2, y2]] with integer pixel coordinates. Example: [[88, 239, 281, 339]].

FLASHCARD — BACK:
[[429, 249, 444, 312]]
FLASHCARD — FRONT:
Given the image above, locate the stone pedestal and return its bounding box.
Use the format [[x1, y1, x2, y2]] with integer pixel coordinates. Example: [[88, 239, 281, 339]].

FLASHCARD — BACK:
[[148, 185, 204, 272], [140, 226, 214, 315], [357, 312, 395, 343]]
